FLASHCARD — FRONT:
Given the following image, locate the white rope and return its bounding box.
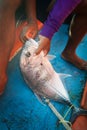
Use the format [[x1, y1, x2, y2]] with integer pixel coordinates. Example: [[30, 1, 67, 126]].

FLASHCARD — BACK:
[[45, 99, 72, 130]]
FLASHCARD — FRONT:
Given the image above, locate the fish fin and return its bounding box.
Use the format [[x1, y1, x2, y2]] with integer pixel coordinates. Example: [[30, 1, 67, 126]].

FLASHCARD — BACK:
[[47, 54, 56, 61], [57, 73, 72, 79], [70, 107, 87, 124]]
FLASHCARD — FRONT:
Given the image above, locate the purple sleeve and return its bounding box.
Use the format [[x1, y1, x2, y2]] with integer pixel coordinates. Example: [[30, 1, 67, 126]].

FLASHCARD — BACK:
[[40, 0, 81, 40]]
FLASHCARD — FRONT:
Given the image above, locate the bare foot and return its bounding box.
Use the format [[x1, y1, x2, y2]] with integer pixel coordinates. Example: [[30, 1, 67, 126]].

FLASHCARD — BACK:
[[61, 51, 87, 70], [0, 73, 7, 95]]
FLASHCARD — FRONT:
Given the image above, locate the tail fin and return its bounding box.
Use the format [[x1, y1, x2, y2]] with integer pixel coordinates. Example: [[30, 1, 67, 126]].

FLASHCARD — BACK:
[[70, 107, 87, 124]]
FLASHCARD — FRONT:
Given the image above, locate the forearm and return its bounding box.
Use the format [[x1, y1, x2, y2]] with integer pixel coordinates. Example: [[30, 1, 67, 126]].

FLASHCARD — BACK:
[[40, 0, 81, 40], [26, 0, 37, 23]]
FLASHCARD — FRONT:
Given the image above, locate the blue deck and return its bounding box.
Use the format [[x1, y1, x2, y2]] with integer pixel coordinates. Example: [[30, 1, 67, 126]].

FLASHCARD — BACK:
[[0, 24, 87, 130]]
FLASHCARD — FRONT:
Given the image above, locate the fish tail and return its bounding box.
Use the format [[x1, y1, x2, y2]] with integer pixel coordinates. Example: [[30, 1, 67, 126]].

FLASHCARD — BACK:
[[70, 107, 87, 124]]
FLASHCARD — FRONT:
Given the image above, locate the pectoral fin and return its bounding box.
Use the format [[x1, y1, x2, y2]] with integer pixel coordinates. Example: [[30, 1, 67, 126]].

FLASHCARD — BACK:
[[47, 54, 56, 61], [58, 73, 72, 79]]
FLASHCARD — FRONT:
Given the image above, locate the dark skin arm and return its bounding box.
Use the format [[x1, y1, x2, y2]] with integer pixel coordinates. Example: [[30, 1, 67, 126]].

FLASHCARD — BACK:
[[20, 0, 38, 43], [26, 0, 37, 22], [35, 35, 51, 56]]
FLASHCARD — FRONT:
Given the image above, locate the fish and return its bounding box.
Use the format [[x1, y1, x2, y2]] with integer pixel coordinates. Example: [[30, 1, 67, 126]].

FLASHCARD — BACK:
[[20, 38, 87, 124]]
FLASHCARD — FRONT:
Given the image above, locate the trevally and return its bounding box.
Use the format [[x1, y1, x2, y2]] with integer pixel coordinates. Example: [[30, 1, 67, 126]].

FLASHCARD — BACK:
[[20, 38, 87, 124]]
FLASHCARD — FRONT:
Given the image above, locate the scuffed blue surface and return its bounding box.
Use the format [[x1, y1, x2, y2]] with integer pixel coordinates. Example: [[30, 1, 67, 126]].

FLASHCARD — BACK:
[[0, 24, 87, 130]]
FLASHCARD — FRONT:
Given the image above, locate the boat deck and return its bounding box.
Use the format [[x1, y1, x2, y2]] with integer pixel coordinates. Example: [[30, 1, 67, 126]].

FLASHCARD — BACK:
[[0, 21, 87, 130]]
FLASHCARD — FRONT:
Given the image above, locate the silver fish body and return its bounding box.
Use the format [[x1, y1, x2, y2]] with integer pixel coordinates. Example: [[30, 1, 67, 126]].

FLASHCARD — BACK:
[[20, 38, 87, 124], [20, 39, 70, 103]]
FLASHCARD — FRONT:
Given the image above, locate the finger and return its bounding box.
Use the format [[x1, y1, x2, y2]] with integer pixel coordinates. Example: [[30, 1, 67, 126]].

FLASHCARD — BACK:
[[43, 50, 48, 56], [24, 35, 29, 42], [26, 30, 33, 38], [20, 33, 25, 43], [20, 33, 29, 43], [35, 46, 43, 55], [20, 28, 28, 43], [35, 48, 41, 55], [31, 31, 38, 39]]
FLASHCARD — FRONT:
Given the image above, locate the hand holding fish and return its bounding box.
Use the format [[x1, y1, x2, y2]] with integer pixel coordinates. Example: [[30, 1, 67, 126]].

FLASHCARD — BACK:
[[35, 35, 51, 56]]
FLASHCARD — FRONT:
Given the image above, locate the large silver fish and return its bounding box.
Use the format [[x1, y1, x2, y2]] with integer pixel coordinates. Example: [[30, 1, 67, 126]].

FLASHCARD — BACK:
[[20, 38, 87, 124]]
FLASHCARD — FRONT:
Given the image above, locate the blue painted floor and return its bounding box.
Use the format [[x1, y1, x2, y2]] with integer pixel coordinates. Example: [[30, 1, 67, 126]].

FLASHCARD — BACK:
[[0, 24, 87, 130]]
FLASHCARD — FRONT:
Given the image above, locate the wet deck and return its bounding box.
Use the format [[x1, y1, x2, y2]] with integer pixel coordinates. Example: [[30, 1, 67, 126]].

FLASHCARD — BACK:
[[0, 22, 87, 130]]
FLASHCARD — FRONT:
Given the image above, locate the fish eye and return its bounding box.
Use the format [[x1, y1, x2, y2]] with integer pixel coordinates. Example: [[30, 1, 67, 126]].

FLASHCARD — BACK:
[[25, 52, 31, 57], [40, 63, 43, 65]]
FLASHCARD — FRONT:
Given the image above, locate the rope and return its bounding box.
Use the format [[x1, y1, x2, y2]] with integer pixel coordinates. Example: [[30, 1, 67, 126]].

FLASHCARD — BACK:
[[45, 98, 72, 130], [59, 104, 74, 127]]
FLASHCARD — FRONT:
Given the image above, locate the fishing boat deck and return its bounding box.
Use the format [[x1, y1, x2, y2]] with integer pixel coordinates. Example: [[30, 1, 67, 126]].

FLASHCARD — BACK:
[[0, 21, 87, 130]]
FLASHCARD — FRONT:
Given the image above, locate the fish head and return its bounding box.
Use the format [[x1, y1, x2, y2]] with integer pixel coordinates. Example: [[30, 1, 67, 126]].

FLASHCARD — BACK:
[[20, 38, 55, 83], [20, 38, 44, 69]]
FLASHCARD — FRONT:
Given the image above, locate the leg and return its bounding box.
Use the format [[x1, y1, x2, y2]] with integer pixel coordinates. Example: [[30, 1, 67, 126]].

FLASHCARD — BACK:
[[0, 0, 21, 95], [62, 3, 87, 70]]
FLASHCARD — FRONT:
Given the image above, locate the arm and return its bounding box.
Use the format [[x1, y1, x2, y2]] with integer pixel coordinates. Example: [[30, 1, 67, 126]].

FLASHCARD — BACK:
[[40, 0, 81, 40], [36, 0, 81, 55], [20, 0, 38, 42], [26, 0, 37, 23]]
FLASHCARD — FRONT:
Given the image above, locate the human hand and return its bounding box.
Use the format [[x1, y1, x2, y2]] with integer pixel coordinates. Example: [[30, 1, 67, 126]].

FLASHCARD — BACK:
[[35, 35, 51, 56], [20, 20, 38, 43]]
